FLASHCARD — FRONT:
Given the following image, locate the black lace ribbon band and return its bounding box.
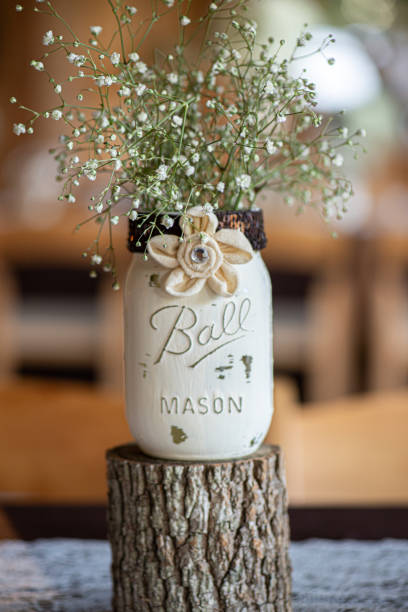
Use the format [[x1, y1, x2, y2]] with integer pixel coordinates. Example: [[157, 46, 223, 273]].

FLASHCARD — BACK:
[[128, 209, 267, 252]]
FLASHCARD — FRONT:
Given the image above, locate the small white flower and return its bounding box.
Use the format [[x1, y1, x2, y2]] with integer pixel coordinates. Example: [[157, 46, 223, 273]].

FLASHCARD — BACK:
[[16, 5, 23, 11], [209, 3, 218, 10], [161, 215, 174, 229], [67, 194, 76, 203], [167, 72, 178, 85], [265, 139, 276, 155], [332, 153, 344, 167], [54, 84, 62, 94], [129, 52, 140, 62], [118, 86, 131, 97], [109, 148, 118, 158], [276, 113, 287, 124], [111, 51, 120, 66], [90, 25, 103, 36], [163, 0, 174, 6], [136, 61, 147, 74], [264, 80, 275, 95], [216, 181, 225, 193], [66, 141, 74, 150], [126, 5, 137, 15], [67, 53, 85, 67], [95, 203, 104, 213], [114, 159, 122, 171], [236, 174, 251, 190], [13, 123, 26, 136], [111, 216, 120, 225], [207, 144, 215, 153], [72, 156, 80, 164], [42, 30, 54, 46], [135, 83, 146, 96], [185, 164, 194, 177], [356, 128, 367, 138], [172, 114, 183, 127], [339, 127, 348, 138], [91, 254, 103, 265], [137, 111, 148, 123], [129, 209, 138, 221], [83, 159, 98, 181], [180, 16, 191, 26], [31, 60, 44, 71], [191, 153, 200, 163], [196, 71, 204, 84], [51, 109, 62, 120], [157, 164, 169, 181]]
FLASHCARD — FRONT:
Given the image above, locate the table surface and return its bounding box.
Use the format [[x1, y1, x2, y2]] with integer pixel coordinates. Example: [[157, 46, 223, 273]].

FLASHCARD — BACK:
[[1, 538, 407, 611]]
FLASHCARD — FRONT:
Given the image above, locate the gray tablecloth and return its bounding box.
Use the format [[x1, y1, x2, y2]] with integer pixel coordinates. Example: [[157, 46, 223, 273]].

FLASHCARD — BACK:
[[0, 539, 407, 611]]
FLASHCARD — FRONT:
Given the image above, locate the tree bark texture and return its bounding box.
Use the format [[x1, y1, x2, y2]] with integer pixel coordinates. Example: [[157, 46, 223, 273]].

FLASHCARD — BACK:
[[106, 444, 292, 611]]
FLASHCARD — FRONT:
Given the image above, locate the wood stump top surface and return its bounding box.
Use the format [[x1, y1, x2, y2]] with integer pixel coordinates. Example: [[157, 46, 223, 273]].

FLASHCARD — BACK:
[[106, 443, 281, 467]]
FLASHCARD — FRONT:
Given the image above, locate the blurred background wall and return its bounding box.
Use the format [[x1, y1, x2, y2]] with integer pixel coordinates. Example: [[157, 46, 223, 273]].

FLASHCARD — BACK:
[[1, 0, 408, 527]]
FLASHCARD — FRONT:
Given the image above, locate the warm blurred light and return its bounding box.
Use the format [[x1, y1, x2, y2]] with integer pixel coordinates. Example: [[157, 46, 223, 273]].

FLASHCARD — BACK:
[[341, 0, 396, 30], [253, 0, 326, 52], [291, 26, 382, 112]]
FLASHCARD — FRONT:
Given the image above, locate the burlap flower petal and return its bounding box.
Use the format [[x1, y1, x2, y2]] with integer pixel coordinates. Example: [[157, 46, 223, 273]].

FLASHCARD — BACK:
[[164, 267, 207, 296], [207, 261, 239, 297], [179, 205, 218, 236], [147, 235, 180, 268], [215, 229, 253, 264]]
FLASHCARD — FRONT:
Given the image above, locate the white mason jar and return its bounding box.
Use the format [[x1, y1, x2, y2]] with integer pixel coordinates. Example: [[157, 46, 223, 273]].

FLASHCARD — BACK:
[[124, 208, 273, 461]]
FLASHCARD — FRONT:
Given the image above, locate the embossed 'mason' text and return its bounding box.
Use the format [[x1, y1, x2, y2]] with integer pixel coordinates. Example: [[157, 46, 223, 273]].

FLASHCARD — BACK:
[[150, 298, 251, 367], [160, 395, 243, 415]]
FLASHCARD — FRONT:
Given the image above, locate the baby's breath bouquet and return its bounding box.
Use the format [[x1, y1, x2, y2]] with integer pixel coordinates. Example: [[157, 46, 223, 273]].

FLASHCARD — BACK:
[[12, 0, 365, 288]]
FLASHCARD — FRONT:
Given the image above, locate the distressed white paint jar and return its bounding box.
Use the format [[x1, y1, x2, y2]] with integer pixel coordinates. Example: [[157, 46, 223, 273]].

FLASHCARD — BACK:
[[124, 209, 273, 461]]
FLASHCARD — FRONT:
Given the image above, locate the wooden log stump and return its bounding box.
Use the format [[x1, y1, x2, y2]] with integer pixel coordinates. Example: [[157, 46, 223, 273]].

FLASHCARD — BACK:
[[106, 444, 292, 611]]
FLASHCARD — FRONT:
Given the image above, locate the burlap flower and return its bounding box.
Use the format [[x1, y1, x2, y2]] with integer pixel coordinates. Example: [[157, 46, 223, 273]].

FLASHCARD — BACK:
[[147, 206, 254, 297]]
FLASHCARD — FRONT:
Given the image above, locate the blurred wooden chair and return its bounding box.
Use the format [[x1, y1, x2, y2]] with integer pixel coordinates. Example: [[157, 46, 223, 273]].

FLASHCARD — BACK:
[[0, 261, 18, 381], [263, 213, 358, 401], [0, 222, 128, 391], [268, 381, 408, 506], [367, 235, 408, 390], [0, 378, 130, 508]]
